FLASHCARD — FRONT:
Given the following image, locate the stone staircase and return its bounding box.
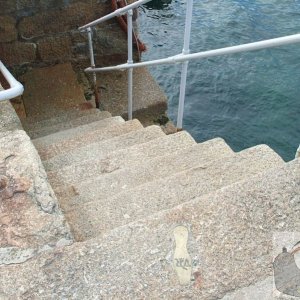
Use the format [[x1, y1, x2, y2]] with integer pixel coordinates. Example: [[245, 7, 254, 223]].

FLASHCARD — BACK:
[[0, 101, 299, 299]]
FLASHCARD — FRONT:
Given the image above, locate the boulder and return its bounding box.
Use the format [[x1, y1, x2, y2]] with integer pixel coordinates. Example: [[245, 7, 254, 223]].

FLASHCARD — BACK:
[[0, 130, 73, 265]]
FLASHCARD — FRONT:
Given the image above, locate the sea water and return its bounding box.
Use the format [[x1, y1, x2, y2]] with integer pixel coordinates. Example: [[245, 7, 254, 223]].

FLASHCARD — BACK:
[[139, 0, 300, 161]]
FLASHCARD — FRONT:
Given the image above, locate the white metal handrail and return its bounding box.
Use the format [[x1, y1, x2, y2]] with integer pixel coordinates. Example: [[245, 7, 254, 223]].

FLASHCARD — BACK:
[[0, 61, 24, 101], [78, 0, 151, 31], [85, 33, 300, 72], [80, 0, 300, 156], [79, 0, 151, 115], [296, 145, 300, 159]]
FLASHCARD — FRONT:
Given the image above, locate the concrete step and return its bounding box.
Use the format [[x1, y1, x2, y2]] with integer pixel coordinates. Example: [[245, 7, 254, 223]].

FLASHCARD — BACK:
[[47, 131, 196, 189], [33, 116, 125, 149], [21, 107, 101, 131], [33, 118, 143, 161], [0, 160, 298, 299], [27, 111, 112, 139], [220, 276, 275, 299], [43, 125, 166, 172], [66, 144, 284, 241], [55, 138, 234, 212]]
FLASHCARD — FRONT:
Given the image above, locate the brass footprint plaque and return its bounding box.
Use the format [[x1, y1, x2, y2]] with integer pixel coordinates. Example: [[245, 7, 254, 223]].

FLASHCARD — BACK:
[[173, 225, 192, 285]]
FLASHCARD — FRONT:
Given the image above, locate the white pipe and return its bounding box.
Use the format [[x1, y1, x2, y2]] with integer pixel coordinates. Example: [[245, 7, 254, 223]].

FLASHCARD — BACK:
[[79, 0, 151, 31], [296, 145, 300, 159], [177, 61, 189, 129], [0, 61, 24, 101], [87, 28, 95, 69], [87, 27, 97, 85], [85, 33, 300, 72], [182, 0, 193, 55], [127, 9, 134, 120], [177, 0, 194, 129]]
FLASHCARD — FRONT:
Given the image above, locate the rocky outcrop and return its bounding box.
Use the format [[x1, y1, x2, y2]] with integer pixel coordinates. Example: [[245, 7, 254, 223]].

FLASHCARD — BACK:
[[0, 101, 23, 133], [0, 124, 73, 265]]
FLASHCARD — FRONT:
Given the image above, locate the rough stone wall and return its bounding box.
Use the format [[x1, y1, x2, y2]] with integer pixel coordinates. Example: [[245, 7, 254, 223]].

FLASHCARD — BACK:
[[0, 101, 74, 265], [0, 0, 129, 69]]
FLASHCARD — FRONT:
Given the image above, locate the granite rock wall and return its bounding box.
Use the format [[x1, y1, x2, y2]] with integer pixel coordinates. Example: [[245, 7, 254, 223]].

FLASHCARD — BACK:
[[0, 101, 74, 265], [0, 0, 129, 68]]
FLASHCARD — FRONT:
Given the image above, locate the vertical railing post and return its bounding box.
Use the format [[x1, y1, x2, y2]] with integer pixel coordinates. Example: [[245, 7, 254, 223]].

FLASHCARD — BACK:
[[87, 27, 100, 109], [177, 0, 194, 130], [127, 9, 134, 120], [296, 145, 300, 159]]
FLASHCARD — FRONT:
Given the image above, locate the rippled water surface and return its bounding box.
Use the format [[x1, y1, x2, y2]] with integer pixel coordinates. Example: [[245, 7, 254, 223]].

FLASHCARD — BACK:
[[139, 0, 300, 161]]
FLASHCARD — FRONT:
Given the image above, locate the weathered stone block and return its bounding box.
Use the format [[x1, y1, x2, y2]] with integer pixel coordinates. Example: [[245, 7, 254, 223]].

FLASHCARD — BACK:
[[0, 16, 17, 42], [17, 0, 83, 12], [0, 0, 37, 14], [16, 0, 63, 11], [20, 63, 86, 118], [0, 42, 36, 66], [0, 0, 84, 15], [1, 1, 130, 68], [93, 26, 128, 56], [37, 35, 72, 61], [0, 101, 23, 132], [0, 130, 73, 265], [0, 0, 16, 14], [19, 2, 109, 39]]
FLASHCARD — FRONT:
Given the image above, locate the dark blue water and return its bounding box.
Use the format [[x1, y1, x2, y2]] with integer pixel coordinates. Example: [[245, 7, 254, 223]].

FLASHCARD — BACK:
[[139, 0, 300, 161]]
